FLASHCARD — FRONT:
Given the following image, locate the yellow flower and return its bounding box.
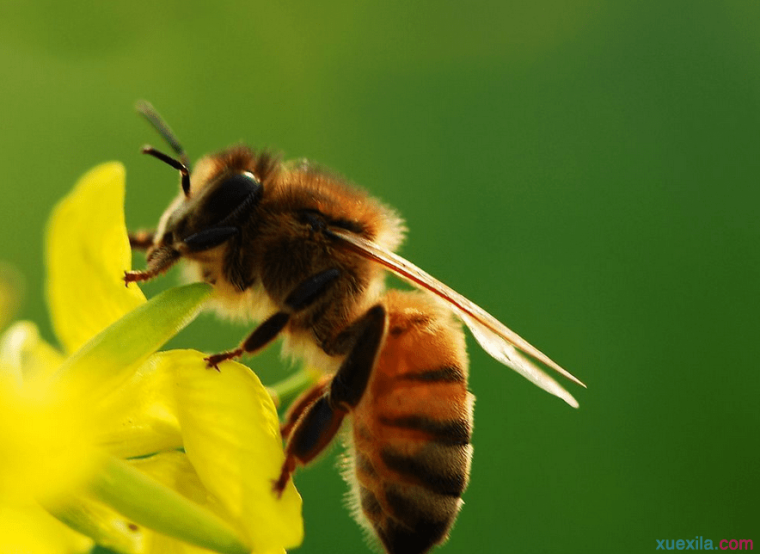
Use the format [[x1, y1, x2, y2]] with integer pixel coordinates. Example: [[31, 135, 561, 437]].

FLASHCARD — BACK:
[[0, 163, 303, 554]]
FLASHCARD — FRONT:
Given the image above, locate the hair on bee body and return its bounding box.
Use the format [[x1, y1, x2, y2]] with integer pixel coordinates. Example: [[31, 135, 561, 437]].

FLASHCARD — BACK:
[[126, 101, 584, 554]]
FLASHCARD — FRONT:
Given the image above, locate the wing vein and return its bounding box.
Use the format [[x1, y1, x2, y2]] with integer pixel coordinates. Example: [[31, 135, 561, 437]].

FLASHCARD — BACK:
[[330, 229, 584, 407]]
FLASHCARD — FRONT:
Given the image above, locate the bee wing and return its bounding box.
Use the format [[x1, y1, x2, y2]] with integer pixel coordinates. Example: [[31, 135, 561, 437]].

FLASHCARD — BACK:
[[330, 228, 584, 408]]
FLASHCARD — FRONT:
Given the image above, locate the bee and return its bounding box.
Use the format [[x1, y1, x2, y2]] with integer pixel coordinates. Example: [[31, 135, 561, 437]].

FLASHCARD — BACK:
[[126, 102, 584, 554]]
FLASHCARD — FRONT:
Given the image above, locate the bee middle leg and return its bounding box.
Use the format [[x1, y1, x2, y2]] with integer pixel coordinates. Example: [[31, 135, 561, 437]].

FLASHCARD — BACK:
[[273, 304, 386, 495], [204, 268, 341, 368]]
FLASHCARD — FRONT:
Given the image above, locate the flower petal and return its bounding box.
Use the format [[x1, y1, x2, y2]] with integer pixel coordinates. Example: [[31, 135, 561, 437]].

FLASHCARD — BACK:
[[46, 162, 146, 354], [0, 321, 65, 386], [88, 454, 249, 554], [131, 451, 249, 554], [0, 503, 92, 554], [90, 352, 185, 459], [51, 283, 211, 402], [44, 494, 145, 554], [172, 351, 304, 552], [0, 366, 99, 505]]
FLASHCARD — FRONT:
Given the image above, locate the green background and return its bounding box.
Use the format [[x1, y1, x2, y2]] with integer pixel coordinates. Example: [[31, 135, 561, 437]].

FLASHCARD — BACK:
[[2, 1, 758, 553]]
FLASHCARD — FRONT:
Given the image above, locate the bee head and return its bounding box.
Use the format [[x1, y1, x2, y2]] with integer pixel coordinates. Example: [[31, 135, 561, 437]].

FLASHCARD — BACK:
[[135, 101, 264, 259], [145, 146, 263, 256]]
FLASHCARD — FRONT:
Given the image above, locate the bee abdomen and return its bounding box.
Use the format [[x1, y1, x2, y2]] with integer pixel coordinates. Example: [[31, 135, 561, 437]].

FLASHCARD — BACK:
[[358, 478, 464, 554]]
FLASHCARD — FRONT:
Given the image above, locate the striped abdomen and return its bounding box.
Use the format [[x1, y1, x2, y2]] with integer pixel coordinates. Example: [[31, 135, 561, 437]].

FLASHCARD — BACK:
[[348, 290, 474, 554]]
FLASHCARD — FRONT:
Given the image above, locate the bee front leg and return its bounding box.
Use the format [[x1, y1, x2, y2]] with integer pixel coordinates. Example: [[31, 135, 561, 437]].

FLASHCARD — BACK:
[[128, 230, 156, 250], [205, 268, 341, 368], [273, 305, 386, 496], [124, 245, 180, 285]]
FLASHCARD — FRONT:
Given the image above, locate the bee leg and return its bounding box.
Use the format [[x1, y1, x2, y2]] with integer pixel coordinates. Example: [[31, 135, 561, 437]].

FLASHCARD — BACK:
[[128, 230, 155, 251], [280, 375, 332, 440], [205, 268, 341, 368], [204, 312, 290, 368], [326, 304, 386, 409], [273, 393, 345, 495], [182, 226, 238, 252], [282, 268, 341, 312], [274, 305, 386, 496], [123, 246, 180, 285]]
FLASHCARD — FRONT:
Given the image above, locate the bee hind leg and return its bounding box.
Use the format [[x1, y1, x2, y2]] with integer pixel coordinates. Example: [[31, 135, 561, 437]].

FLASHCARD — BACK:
[[273, 393, 344, 496], [280, 375, 332, 440], [273, 305, 386, 496]]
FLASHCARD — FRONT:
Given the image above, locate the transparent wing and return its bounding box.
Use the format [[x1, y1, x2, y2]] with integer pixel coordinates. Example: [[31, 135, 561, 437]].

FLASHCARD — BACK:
[[330, 228, 584, 408]]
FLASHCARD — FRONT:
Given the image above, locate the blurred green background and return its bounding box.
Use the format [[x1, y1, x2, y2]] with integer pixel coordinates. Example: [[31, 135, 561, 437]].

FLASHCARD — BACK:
[[2, 1, 758, 553]]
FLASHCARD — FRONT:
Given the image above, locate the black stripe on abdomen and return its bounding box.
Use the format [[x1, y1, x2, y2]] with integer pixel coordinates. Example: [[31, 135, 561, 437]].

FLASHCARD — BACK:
[[397, 365, 465, 384], [379, 415, 471, 446], [355, 451, 378, 480], [378, 486, 460, 554], [359, 486, 383, 519], [380, 445, 469, 497]]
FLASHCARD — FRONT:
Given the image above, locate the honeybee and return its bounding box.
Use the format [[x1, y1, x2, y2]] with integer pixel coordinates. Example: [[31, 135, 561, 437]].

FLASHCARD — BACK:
[[126, 102, 584, 554]]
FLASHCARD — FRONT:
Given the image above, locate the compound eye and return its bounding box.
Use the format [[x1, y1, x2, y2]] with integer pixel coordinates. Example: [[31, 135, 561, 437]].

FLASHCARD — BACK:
[[204, 171, 262, 223]]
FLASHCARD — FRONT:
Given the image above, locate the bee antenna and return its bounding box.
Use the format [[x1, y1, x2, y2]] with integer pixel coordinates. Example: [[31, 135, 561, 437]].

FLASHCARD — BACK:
[[135, 100, 191, 168], [141, 145, 191, 197]]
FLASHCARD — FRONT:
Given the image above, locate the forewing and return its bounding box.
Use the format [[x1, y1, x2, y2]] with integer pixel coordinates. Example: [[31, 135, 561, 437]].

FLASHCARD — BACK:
[[330, 229, 583, 407]]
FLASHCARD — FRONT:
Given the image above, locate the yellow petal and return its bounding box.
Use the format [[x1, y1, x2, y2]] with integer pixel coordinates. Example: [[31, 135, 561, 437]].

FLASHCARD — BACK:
[[172, 351, 304, 552], [0, 368, 100, 505], [131, 451, 232, 554], [0, 321, 65, 386], [90, 454, 248, 554], [46, 162, 146, 354], [0, 503, 92, 554], [44, 493, 145, 554], [90, 352, 183, 459], [129, 453, 288, 554], [52, 283, 210, 403], [128, 451, 214, 511]]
